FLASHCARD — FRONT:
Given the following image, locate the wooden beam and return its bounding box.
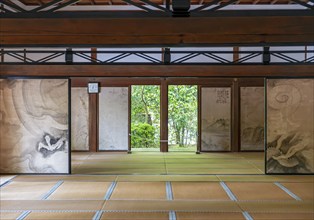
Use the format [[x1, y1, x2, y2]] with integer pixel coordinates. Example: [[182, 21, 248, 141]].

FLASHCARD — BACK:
[[1, 16, 313, 46], [1, 64, 313, 77], [71, 77, 162, 86]]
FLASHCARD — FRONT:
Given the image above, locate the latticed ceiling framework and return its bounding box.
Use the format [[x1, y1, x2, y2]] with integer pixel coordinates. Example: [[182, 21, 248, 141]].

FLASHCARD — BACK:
[[8, 0, 312, 6]]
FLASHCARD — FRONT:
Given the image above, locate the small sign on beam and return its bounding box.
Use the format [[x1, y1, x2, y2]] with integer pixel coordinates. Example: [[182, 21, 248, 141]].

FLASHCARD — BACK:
[[88, 82, 100, 94]]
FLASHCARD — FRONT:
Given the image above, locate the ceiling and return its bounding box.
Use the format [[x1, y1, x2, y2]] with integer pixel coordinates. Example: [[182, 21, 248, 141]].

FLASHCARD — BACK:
[[17, 0, 306, 6]]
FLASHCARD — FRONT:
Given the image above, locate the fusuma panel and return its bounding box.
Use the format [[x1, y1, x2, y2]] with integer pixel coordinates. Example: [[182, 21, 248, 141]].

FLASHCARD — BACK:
[[71, 88, 89, 151], [0, 79, 69, 173], [266, 79, 314, 174], [201, 87, 231, 151], [240, 87, 264, 151], [99, 87, 129, 151]]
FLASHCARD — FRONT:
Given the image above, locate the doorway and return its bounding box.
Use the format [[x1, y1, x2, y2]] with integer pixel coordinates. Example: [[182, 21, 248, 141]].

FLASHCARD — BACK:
[[130, 85, 160, 152], [168, 85, 198, 152]]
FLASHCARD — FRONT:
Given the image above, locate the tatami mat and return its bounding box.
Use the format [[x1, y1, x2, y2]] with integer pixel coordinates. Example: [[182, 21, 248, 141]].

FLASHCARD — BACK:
[[238, 201, 314, 213], [0, 175, 16, 184], [48, 182, 111, 200], [171, 182, 230, 200], [218, 175, 314, 182], [0, 212, 23, 219], [280, 182, 314, 200], [0, 182, 58, 200], [1, 152, 313, 219], [12, 175, 117, 182], [167, 169, 262, 175], [176, 212, 246, 219], [71, 152, 265, 175], [226, 182, 295, 200], [110, 182, 166, 200], [25, 212, 95, 219], [0, 200, 105, 211], [103, 200, 241, 212], [73, 168, 166, 175], [116, 175, 219, 182], [100, 212, 169, 220], [250, 213, 314, 220]]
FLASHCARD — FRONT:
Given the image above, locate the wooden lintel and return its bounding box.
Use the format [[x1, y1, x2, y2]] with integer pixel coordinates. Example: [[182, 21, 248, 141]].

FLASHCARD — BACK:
[[1, 64, 313, 77], [1, 16, 313, 46]]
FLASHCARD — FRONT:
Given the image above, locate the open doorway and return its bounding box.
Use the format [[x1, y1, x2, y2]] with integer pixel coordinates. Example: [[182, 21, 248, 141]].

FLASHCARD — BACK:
[[168, 85, 198, 152], [131, 85, 160, 152]]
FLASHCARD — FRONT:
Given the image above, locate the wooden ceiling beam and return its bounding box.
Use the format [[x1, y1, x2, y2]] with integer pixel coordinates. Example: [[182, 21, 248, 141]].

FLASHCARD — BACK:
[[1, 64, 313, 77], [1, 16, 313, 46]]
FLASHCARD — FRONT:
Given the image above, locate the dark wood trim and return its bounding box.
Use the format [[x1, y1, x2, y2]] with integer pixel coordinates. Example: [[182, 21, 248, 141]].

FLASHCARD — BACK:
[[197, 85, 201, 153], [2, 65, 313, 77], [71, 77, 161, 87], [91, 48, 97, 63], [1, 16, 313, 46], [231, 78, 240, 152], [166, 77, 234, 85], [233, 46, 239, 62], [128, 85, 131, 153], [23, 49, 26, 62], [0, 49, 3, 63], [238, 78, 265, 86], [160, 78, 168, 152], [89, 93, 98, 152]]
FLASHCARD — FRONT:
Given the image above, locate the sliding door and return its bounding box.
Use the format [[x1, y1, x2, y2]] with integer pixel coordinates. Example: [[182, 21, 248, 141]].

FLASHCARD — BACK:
[[240, 87, 264, 151], [71, 87, 89, 151], [99, 87, 129, 151], [201, 87, 231, 151]]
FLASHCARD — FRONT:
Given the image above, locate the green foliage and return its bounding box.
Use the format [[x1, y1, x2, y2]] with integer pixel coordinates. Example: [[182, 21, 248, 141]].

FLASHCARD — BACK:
[[131, 85, 160, 125], [131, 123, 158, 148], [168, 85, 197, 147], [131, 85, 197, 149]]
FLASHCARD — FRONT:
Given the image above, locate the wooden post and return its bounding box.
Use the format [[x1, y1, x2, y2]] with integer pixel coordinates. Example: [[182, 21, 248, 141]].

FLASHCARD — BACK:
[[91, 48, 97, 63], [89, 93, 98, 152], [232, 78, 240, 152], [160, 78, 168, 152]]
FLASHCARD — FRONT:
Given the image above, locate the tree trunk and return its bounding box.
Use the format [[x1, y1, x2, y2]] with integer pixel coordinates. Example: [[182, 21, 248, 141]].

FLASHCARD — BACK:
[[140, 86, 151, 125]]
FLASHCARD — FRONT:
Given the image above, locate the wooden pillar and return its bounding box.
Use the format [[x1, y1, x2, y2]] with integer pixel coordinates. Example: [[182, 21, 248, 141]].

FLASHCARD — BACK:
[[91, 48, 97, 63], [231, 78, 240, 152], [128, 85, 132, 153], [160, 78, 168, 152], [233, 46, 239, 63], [89, 93, 98, 152], [1, 49, 3, 63], [197, 86, 201, 154]]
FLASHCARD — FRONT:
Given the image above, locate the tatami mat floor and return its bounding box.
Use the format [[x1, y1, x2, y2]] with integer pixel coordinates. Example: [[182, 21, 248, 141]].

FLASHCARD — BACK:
[[1, 152, 313, 219], [72, 152, 265, 175]]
